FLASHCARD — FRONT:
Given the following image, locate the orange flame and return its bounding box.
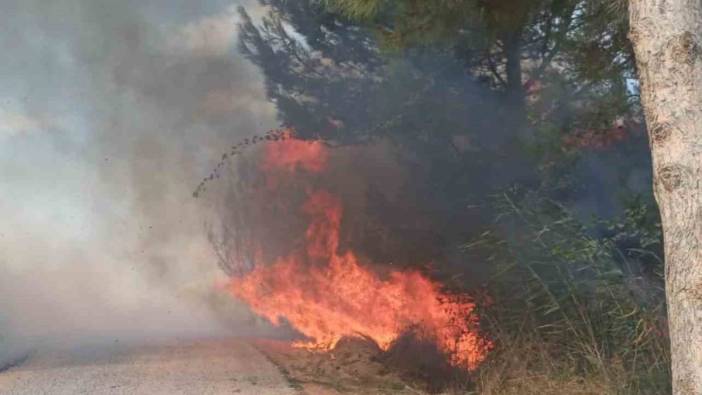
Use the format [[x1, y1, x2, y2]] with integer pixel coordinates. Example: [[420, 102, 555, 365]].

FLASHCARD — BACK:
[[302, 190, 341, 259], [262, 138, 329, 173], [227, 138, 491, 370]]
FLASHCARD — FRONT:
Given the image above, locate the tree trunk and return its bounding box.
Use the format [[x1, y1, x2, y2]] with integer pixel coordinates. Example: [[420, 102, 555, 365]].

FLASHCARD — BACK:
[[629, 1, 702, 393]]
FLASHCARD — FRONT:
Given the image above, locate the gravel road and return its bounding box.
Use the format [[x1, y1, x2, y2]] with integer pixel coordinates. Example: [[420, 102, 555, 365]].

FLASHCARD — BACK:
[[0, 339, 298, 395]]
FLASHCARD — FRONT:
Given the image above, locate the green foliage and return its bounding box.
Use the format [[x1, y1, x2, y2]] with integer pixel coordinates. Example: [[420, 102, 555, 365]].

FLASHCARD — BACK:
[[234, 3, 666, 391], [602, 195, 662, 253], [323, 0, 387, 20], [326, 0, 536, 44], [467, 190, 669, 394]]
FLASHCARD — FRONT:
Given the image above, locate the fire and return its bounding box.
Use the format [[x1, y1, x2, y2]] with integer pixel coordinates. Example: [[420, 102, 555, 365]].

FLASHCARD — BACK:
[[227, 138, 491, 370], [261, 138, 328, 173], [302, 190, 341, 259]]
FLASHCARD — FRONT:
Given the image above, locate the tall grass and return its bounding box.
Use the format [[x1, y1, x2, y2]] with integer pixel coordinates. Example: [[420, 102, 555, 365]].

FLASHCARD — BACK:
[[467, 190, 670, 394]]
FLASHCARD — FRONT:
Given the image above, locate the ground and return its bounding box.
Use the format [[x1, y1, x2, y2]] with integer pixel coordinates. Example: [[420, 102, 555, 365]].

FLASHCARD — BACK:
[[0, 338, 430, 395], [254, 338, 427, 395], [0, 339, 295, 395]]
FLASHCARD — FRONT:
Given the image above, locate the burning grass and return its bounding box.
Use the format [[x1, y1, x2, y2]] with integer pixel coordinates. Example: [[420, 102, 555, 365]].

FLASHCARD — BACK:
[[228, 189, 491, 372], [224, 138, 491, 377], [255, 334, 480, 395], [232, 249, 490, 370], [211, 136, 669, 393]]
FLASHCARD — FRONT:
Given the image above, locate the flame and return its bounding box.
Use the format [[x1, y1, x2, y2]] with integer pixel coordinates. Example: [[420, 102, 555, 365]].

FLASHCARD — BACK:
[[262, 138, 329, 173], [227, 138, 491, 370], [302, 190, 341, 259]]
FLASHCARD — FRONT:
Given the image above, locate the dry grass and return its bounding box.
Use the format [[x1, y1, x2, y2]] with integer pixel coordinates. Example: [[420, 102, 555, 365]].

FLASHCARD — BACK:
[[474, 340, 622, 395], [254, 191, 671, 395], [464, 191, 671, 395], [255, 338, 425, 395]]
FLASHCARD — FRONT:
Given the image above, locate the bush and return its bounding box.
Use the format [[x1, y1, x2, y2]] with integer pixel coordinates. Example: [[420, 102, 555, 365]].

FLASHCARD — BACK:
[[467, 189, 670, 394]]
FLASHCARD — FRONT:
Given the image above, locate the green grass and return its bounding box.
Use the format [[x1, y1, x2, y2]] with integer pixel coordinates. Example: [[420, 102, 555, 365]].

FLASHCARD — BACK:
[[464, 190, 670, 394]]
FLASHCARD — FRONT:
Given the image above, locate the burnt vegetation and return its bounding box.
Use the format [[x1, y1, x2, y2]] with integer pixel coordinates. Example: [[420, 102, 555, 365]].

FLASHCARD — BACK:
[[202, 0, 669, 393]]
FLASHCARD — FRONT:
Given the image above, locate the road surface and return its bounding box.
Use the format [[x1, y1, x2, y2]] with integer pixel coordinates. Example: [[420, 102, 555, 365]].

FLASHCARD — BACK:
[[0, 339, 299, 395]]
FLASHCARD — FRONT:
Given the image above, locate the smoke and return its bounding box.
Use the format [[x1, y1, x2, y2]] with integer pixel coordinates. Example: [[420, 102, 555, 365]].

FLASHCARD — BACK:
[[0, 0, 655, 370], [0, 0, 279, 361]]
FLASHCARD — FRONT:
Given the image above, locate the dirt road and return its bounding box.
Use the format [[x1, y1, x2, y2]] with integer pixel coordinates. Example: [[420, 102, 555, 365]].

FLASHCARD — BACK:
[[0, 339, 298, 395]]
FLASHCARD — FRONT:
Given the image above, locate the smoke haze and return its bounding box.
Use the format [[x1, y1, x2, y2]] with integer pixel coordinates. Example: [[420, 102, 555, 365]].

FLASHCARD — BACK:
[[0, 0, 656, 371], [0, 0, 278, 361]]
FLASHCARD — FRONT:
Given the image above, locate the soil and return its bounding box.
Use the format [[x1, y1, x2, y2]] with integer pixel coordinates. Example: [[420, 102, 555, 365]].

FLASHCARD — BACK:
[[254, 337, 432, 395]]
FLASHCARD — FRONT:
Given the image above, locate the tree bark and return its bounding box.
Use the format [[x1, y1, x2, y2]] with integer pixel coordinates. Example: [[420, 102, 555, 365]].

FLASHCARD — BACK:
[[629, 1, 702, 393]]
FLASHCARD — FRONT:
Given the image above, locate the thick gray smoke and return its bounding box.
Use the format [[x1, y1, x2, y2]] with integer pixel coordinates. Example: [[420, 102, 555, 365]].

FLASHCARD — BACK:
[[0, 0, 277, 362]]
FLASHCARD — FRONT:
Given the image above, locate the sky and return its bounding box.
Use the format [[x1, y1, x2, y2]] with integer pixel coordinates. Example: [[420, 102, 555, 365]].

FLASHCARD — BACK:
[[0, 0, 279, 353]]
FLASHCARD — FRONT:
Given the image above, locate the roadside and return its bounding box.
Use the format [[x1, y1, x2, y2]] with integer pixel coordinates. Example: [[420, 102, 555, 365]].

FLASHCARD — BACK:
[[254, 338, 430, 395], [0, 339, 297, 395]]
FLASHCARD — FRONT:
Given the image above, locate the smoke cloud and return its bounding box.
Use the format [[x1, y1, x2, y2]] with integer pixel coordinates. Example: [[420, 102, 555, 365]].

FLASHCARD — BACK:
[[0, 0, 278, 362]]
